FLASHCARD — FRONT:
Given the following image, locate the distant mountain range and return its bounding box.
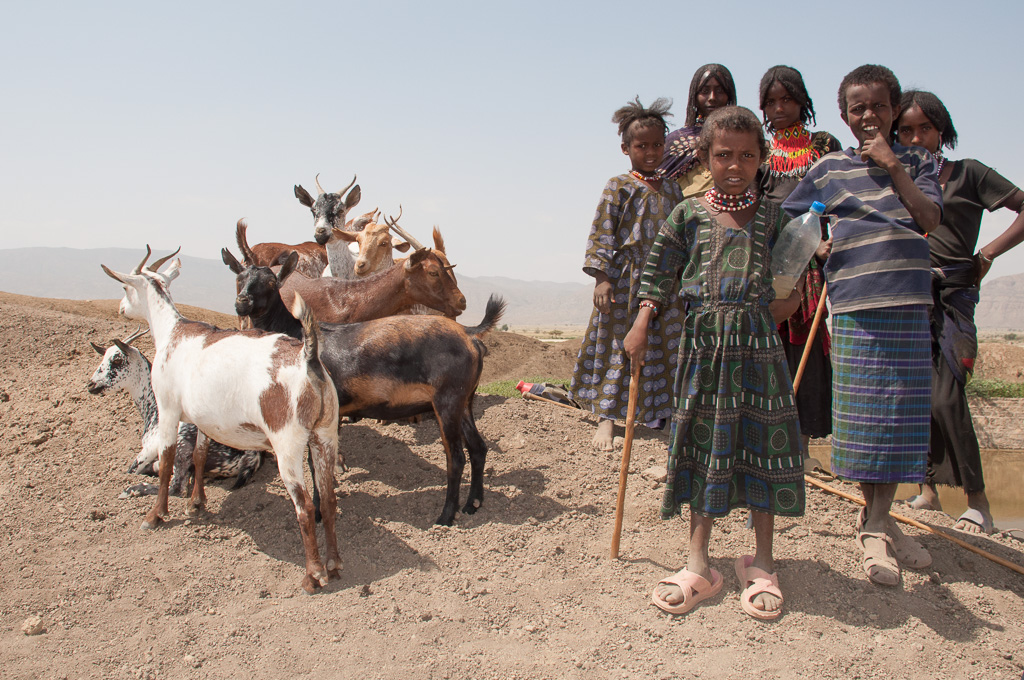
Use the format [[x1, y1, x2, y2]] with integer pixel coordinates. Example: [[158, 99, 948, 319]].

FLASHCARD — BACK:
[[0, 247, 594, 328], [5, 247, 1022, 330]]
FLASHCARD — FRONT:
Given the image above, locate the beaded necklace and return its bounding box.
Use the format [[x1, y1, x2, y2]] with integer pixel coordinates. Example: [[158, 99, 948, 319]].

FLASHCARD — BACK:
[[630, 169, 661, 183], [934, 152, 946, 177], [705, 186, 756, 212], [767, 123, 823, 177]]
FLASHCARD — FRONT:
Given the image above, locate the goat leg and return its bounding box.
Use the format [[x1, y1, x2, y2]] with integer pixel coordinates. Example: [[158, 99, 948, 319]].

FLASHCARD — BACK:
[[142, 439, 176, 530], [275, 440, 328, 593], [310, 429, 341, 580], [434, 404, 466, 526], [460, 409, 487, 516], [187, 430, 210, 515]]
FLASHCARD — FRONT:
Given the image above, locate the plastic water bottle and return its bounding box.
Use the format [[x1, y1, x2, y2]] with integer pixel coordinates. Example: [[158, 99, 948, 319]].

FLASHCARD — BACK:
[[516, 381, 545, 397], [771, 201, 826, 298]]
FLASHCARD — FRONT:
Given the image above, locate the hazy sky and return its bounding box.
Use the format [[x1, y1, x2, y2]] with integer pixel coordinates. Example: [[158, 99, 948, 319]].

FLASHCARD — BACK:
[[3, 1, 1022, 285]]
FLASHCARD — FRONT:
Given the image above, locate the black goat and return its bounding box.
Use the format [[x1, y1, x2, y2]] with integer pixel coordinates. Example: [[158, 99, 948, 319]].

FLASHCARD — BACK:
[[222, 248, 506, 525]]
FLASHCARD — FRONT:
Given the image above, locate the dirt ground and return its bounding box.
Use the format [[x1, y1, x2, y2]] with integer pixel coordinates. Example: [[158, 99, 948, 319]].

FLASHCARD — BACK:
[[2, 290, 1023, 680]]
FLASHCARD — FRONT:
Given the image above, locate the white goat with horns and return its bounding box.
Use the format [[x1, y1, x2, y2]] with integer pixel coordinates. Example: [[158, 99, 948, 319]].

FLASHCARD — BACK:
[[101, 247, 341, 593]]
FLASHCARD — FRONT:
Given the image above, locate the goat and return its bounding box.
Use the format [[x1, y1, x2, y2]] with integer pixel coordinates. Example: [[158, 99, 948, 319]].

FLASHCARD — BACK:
[[319, 208, 387, 279], [236, 219, 327, 281], [221, 248, 506, 525], [101, 248, 341, 593], [294, 174, 362, 250], [332, 207, 412, 278], [86, 327, 263, 497], [240, 228, 466, 324]]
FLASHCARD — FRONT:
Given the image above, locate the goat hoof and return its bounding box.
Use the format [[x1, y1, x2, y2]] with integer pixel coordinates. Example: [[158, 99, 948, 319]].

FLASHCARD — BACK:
[[140, 516, 163, 531], [300, 575, 321, 594], [186, 502, 204, 516]]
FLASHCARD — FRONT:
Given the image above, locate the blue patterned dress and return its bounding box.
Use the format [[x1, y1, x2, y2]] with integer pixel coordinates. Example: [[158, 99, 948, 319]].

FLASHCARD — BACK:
[[638, 199, 804, 518], [569, 174, 684, 425]]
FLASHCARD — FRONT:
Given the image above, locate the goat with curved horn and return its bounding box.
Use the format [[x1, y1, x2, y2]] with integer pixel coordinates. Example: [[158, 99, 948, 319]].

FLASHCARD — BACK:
[[384, 206, 425, 251]]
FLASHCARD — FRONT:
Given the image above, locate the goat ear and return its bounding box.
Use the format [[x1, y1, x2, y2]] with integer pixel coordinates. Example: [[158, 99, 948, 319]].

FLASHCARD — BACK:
[[335, 229, 359, 243], [392, 237, 412, 252], [432, 227, 446, 254], [294, 185, 314, 207], [278, 251, 299, 284], [407, 248, 430, 268], [345, 185, 361, 209], [90, 341, 108, 356], [163, 259, 182, 281], [222, 248, 244, 274], [112, 339, 132, 355]]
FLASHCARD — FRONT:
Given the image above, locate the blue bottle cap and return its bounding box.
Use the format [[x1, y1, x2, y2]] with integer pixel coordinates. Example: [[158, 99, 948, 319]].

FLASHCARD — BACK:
[[810, 201, 826, 215]]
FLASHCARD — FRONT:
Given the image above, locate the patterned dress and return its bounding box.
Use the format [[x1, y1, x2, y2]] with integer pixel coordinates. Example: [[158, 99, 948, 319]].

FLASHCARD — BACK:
[[569, 174, 685, 425], [638, 199, 805, 518]]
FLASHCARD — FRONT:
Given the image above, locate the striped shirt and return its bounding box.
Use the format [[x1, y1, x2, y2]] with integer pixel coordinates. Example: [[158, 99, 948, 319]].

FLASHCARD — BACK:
[[782, 144, 942, 314]]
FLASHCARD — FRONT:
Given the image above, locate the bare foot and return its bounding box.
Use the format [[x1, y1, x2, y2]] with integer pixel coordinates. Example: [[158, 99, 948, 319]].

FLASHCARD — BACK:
[[592, 419, 615, 451]]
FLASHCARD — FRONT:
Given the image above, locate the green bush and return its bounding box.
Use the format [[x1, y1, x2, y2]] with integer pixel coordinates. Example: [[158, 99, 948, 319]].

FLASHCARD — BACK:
[[1004, 332, 1018, 341], [477, 376, 570, 398], [966, 379, 1024, 398]]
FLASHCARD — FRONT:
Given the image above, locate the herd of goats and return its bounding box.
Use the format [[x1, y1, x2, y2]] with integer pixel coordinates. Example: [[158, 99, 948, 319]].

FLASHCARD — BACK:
[[84, 175, 507, 593]]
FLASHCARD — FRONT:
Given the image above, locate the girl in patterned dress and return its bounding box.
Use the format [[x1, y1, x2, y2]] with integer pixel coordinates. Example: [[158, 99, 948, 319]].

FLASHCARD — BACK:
[[570, 97, 685, 451], [625, 106, 804, 619]]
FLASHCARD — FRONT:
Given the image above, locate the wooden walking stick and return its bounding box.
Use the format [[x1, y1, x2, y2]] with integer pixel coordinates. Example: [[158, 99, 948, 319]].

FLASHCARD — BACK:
[[611, 360, 642, 559], [792, 281, 828, 393]]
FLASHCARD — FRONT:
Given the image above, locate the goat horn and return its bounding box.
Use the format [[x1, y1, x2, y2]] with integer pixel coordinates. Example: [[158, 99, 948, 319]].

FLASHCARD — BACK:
[[123, 325, 149, 345], [385, 206, 425, 251], [148, 247, 181, 272], [235, 219, 256, 266], [315, 173, 326, 196], [131, 245, 153, 275], [339, 174, 357, 196]]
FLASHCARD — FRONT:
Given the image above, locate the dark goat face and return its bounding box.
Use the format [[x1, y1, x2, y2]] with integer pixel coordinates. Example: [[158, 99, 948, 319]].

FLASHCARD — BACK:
[[234, 266, 280, 318], [295, 182, 362, 245]]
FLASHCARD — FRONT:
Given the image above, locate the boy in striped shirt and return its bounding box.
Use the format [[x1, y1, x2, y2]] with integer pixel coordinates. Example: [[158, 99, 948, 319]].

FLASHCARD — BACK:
[[783, 64, 942, 587]]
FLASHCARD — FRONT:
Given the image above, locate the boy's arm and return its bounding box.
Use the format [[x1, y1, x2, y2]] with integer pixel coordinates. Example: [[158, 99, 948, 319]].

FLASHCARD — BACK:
[[860, 132, 941, 232]]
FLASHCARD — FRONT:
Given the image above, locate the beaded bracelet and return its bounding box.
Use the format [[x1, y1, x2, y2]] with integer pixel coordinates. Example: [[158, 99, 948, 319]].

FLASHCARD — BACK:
[[638, 300, 659, 318]]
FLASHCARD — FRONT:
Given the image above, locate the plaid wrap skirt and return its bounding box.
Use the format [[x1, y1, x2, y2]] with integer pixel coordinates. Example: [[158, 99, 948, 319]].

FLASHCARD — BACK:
[[830, 306, 931, 483]]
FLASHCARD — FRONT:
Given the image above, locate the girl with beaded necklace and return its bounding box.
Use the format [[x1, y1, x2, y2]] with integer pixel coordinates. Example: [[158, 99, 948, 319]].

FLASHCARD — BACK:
[[569, 97, 686, 451], [756, 65, 842, 463], [625, 106, 804, 620], [894, 89, 1024, 535]]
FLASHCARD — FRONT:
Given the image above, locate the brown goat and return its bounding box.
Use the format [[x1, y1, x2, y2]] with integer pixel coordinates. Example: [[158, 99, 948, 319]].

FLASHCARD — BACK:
[[273, 229, 466, 323], [237, 220, 328, 280]]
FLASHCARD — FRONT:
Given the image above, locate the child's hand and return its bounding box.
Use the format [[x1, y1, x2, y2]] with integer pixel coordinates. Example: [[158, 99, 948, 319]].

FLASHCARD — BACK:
[[815, 238, 833, 261], [623, 323, 648, 366], [859, 132, 899, 172], [594, 280, 613, 314]]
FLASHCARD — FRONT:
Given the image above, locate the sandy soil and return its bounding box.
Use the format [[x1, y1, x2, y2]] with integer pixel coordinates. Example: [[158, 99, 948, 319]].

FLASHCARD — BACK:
[[1, 291, 1022, 680]]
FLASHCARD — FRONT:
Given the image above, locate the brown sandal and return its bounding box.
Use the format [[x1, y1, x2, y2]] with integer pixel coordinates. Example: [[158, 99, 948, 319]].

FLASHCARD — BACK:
[[857, 508, 932, 569], [854, 531, 900, 586]]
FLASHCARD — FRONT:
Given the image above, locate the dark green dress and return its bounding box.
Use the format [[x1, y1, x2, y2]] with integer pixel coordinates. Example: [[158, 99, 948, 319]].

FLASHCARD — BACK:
[[637, 198, 805, 518]]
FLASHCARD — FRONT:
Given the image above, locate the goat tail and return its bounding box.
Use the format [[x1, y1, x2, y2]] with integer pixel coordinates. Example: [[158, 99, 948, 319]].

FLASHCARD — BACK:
[[463, 294, 507, 339], [290, 293, 328, 383]]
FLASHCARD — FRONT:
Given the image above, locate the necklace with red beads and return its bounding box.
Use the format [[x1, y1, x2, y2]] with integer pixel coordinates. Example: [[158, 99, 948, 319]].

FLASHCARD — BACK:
[[704, 186, 756, 212], [630, 169, 661, 183]]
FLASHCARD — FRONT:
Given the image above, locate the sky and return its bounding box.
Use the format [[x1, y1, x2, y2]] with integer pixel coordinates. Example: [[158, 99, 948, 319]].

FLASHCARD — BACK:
[[2, 1, 1023, 285]]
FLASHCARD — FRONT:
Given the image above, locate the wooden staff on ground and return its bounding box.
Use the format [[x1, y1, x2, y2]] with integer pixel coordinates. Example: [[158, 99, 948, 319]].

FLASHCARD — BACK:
[[610, 361, 642, 559]]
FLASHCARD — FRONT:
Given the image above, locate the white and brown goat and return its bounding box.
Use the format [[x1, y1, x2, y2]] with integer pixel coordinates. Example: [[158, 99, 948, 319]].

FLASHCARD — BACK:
[[86, 327, 263, 497], [101, 248, 341, 593]]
